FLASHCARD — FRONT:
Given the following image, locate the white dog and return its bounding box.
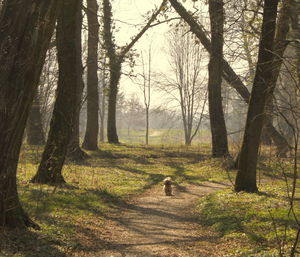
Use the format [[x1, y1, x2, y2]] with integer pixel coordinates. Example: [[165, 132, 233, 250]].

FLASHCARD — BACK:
[[163, 177, 172, 196]]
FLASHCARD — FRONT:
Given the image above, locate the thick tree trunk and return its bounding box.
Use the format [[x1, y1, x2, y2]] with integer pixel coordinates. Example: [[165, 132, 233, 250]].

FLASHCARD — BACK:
[[0, 0, 59, 228], [27, 94, 45, 145], [67, 2, 88, 161], [208, 0, 229, 157], [235, 0, 279, 192], [82, 0, 100, 150], [31, 0, 82, 184], [291, 0, 300, 84], [107, 67, 121, 144], [168, 0, 290, 156], [102, 0, 120, 144]]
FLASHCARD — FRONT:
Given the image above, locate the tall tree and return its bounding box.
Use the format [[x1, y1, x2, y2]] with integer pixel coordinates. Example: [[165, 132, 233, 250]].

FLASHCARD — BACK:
[[67, 2, 88, 161], [168, 0, 291, 157], [99, 56, 108, 143], [31, 0, 82, 184], [235, 0, 279, 192], [102, 0, 167, 144], [82, 0, 100, 150], [26, 94, 45, 145], [208, 0, 229, 157], [162, 25, 206, 146], [0, 0, 59, 228], [140, 47, 152, 145]]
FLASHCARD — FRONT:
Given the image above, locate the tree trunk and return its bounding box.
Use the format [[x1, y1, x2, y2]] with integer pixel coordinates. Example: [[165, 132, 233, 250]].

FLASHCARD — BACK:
[[291, 0, 300, 84], [107, 66, 121, 144], [235, 0, 279, 192], [102, 0, 167, 144], [27, 94, 45, 145], [82, 0, 100, 150], [208, 0, 229, 157], [99, 79, 106, 143], [102, 0, 120, 144], [0, 0, 59, 228], [67, 2, 89, 161], [168, 0, 290, 156], [31, 0, 82, 185], [146, 107, 149, 145]]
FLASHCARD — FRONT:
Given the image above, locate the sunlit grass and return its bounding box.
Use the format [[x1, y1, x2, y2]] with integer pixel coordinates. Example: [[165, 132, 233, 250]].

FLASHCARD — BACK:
[[196, 180, 300, 256], [3, 143, 224, 257], [3, 143, 300, 256]]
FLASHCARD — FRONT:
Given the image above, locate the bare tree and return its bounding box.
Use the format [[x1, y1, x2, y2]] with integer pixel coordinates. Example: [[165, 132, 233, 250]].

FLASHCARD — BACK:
[[31, 0, 83, 184], [26, 94, 45, 145], [139, 46, 152, 145], [0, 0, 59, 228], [99, 55, 108, 143], [82, 0, 100, 150], [168, 0, 291, 157], [160, 24, 207, 146], [208, 0, 229, 157], [235, 0, 280, 192], [102, 0, 167, 144]]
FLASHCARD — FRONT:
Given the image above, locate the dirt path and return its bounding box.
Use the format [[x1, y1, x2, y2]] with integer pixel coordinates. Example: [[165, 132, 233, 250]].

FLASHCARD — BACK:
[[71, 182, 233, 257]]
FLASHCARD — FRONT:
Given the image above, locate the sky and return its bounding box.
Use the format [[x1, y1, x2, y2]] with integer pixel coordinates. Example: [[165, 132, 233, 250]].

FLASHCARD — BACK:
[[107, 0, 211, 108], [112, 0, 172, 106]]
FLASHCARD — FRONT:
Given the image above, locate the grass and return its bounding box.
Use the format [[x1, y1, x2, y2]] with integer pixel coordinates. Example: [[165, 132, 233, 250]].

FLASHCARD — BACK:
[[1, 143, 226, 257], [118, 128, 211, 145], [196, 156, 300, 257], [2, 143, 300, 256]]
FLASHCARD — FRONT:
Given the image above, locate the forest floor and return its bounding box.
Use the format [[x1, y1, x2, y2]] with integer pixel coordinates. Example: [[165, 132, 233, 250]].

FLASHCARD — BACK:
[[1, 144, 299, 257], [69, 182, 247, 257]]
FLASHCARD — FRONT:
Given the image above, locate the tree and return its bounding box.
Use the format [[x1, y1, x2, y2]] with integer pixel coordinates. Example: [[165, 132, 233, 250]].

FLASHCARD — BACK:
[[161, 24, 207, 146], [26, 94, 45, 145], [102, 0, 167, 144], [67, 3, 88, 161], [208, 0, 229, 157], [31, 0, 82, 184], [235, 0, 279, 192], [139, 47, 152, 145], [99, 56, 108, 143], [82, 0, 100, 150], [0, 0, 59, 228], [168, 0, 290, 157]]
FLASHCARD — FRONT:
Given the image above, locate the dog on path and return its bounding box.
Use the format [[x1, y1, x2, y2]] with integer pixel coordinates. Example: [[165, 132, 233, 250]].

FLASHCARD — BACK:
[[163, 177, 173, 196]]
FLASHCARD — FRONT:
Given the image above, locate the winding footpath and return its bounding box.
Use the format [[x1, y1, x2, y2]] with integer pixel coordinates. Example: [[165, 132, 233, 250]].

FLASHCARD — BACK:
[[70, 182, 238, 257]]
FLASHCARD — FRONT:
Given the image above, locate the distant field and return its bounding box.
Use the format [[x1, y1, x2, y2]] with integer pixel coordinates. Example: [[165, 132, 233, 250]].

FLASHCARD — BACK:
[[117, 128, 212, 145]]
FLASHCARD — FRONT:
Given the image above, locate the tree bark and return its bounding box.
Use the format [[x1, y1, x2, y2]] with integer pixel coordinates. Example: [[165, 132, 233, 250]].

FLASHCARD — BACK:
[[82, 0, 100, 150], [168, 0, 290, 156], [99, 73, 107, 143], [31, 0, 82, 184], [208, 0, 229, 157], [27, 94, 45, 145], [0, 0, 59, 228], [107, 66, 121, 144], [235, 0, 279, 192], [67, 2, 88, 161]]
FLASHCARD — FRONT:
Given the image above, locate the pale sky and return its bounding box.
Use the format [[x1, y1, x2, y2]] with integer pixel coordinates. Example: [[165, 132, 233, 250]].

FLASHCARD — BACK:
[[109, 1, 210, 107], [112, 0, 172, 106]]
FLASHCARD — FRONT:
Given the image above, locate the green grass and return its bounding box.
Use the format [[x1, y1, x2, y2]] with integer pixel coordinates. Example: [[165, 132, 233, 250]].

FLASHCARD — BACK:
[[2, 143, 300, 257], [1, 143, 225, 257], [118, 128, 211, 145], [196, 180, 300, 256]]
